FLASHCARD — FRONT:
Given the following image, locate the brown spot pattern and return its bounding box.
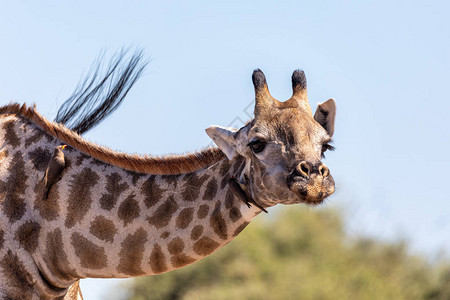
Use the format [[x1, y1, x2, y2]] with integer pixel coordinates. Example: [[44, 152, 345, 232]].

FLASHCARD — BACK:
[[89, 216, 117, 243], [28, 147, 51, 171], [126, 170, 145, 185], [15, 221, 41, 253], [224, 190, 235, 209], [71, 232, 107, 269], [171, 254, 196, 268], [117, 228, 147, 276], [197, 204, 209, 219], [193, 237, 220, 256], [181, 173, 209, 201], [160, 231, 170, 239], [233, 222, 250, 237], [0, 250, 34, 298], [167, 237, 185, 255], [34, 182, 60, 221], [190, 225, 204, 240], [24, 129, 45, 147], [232, 157, 246, 175], [64, 156, 72, 169], [75, 153, 90, 166], [0, 229, 4, 249], [45, 229, 77, 281], [176, 207, 194, 229], [210, 202, 228, 240], [118, 194, 140, 226], [220, 175, 229, 189], [141, 175, 165, 208], [65, 168, 100, 228], [229, 206, 242, 222], [149, 244, 168, 274], [203, 178, 218, 201], [3, 120, 20, 148], [219, 160, 233, 188], [219, 160, 231, 176], [91, 158, 108, 168], [161, 174, 178, 188], [147, 196, 179, 229], [0, 152, 27, 223], [99, 172, 129, 211]]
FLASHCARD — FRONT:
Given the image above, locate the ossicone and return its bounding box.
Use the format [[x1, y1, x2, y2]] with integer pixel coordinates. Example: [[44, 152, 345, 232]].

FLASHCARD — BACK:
[[252, 69, 274, 117], [252, 69, 267, 91], [291, 69, 307, 100]]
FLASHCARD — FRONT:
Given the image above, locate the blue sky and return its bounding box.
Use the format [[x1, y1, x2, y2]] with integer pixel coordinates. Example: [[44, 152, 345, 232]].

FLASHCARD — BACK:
[[1, 1, 449, 299]]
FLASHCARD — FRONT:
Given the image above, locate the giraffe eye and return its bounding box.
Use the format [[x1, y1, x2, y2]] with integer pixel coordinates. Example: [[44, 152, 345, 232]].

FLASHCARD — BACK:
[[248, 140, 266, 153], [321, 142, 335, 158]]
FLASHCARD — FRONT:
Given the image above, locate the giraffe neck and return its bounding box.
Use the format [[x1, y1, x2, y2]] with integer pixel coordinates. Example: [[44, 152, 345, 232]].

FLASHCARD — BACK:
[[0, 115, 262, 298], [40, 149, 260, 285]]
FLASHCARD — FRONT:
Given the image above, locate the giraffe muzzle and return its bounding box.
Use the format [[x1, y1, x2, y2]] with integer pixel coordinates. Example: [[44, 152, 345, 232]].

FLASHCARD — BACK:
[[287, 161, 335, 204]]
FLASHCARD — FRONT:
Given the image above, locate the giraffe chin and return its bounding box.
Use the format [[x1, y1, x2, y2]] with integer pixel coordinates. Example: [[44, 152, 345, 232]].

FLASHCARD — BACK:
[[288, 175, 335, 206]]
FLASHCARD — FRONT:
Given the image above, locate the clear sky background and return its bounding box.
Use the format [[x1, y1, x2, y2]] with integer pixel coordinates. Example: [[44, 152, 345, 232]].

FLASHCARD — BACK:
[[0, 1, 449, 299]]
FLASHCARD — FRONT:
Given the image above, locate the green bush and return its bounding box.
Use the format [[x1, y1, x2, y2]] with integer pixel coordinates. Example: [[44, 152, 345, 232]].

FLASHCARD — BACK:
[[115, 207, 448, 300]]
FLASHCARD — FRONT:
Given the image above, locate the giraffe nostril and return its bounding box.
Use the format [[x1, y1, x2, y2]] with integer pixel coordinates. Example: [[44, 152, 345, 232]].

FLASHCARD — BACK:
[[296, 161, 311, 178], [319, 164, 329, 178]]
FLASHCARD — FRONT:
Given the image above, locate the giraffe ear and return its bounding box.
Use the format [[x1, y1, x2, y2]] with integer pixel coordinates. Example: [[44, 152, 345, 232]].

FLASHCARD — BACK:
[[314, 98, 336, 137], [205, 125, 238, 160]]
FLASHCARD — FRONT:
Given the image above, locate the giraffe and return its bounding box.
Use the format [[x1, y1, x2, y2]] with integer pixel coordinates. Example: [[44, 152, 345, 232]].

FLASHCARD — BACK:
[[0, 69, 336, 299]]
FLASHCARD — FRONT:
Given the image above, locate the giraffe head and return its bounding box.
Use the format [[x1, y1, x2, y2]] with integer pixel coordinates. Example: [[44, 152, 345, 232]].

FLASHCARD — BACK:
[[206, 69, 336, 207]]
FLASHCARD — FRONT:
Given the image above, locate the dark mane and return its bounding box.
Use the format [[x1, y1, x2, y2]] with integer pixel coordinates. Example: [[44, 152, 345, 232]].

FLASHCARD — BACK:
[[55, 48, 146, 135], [1, 103, 225, 175]]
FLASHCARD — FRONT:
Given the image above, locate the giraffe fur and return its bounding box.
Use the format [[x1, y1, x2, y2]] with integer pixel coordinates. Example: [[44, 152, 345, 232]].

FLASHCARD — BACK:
[[0, 69, 336, 299]]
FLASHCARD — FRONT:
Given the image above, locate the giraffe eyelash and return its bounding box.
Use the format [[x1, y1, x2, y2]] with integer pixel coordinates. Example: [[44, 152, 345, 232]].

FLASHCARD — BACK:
[[322, 143, 335, 151], [321, 142, 335, 158]]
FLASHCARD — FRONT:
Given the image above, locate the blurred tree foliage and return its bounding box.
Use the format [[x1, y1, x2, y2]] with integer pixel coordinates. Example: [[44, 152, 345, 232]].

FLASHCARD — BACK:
[[116, 207, 449, 300]]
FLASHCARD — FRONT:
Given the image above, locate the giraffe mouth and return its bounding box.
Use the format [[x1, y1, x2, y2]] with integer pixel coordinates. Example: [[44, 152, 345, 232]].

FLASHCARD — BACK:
[[287, 174, 335, 205]]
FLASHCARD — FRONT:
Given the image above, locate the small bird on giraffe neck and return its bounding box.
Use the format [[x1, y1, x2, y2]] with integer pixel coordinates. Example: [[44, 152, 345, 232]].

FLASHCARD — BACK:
[[42, 144, 67, 200]]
